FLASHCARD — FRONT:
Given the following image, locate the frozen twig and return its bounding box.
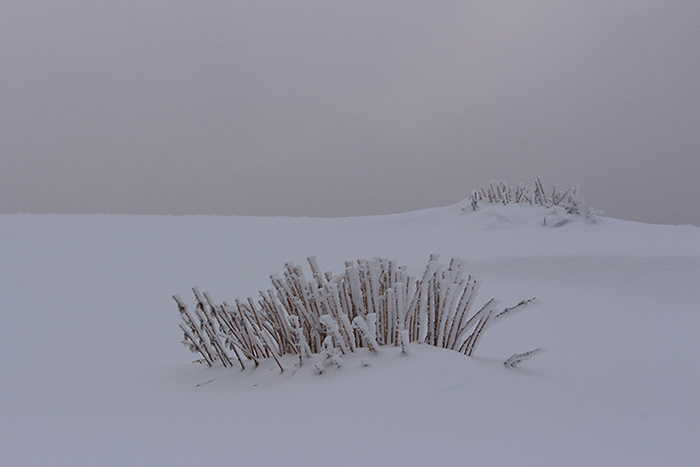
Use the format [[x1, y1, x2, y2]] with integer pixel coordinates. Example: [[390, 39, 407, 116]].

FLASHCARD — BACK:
[[504, 348, 546, 368]]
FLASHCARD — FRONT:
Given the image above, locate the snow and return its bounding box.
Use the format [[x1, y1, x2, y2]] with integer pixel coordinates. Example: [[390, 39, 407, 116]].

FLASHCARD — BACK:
[[0, 203, 698, 466]]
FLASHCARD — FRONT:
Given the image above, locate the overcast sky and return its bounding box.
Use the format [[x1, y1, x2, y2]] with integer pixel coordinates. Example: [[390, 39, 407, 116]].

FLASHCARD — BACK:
[[1, 1, 698, 225]]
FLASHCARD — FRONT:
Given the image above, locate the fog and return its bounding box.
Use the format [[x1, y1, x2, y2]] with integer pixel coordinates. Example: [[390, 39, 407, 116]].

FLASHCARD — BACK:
[[1, 1, 698, 225]]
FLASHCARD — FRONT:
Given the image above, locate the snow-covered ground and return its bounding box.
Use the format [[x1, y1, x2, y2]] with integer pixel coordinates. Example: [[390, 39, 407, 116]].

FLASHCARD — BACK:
[[1, 203, 697, 466]]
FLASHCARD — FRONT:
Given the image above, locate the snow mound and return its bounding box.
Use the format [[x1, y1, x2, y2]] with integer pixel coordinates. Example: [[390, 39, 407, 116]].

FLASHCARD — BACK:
[[460, 201, 601, 231]]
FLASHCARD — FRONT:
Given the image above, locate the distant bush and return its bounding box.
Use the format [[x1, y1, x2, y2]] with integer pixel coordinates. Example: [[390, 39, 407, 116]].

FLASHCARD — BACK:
[[175, 255, 536, 372], [468, 176, 602, 222]]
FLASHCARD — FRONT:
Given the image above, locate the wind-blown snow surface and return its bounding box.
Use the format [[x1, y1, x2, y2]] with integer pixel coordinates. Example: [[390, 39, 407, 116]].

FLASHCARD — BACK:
[[0, 204, 698, 466]]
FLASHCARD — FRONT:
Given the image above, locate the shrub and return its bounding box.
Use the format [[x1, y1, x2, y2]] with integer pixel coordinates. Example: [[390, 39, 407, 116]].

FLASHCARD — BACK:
[[468, 177, 601, 221], [175, 255, 536, 372]]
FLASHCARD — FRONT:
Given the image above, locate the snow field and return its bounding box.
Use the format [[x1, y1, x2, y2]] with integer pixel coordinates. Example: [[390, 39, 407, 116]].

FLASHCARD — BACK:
[[0, 204, 697, 466]]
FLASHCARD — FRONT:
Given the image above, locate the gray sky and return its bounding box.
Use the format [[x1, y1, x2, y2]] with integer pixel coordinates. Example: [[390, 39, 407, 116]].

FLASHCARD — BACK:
[[2, 1, 698, 225]]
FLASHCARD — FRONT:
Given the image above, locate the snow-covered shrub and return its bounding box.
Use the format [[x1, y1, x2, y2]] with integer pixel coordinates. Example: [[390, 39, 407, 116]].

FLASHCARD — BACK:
[[175, 255, 536, 371], [468, 177, 599, 220]]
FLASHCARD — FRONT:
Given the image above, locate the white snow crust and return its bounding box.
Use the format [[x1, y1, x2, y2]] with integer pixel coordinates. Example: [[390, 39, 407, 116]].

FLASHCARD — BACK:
[[0, 203, 697, 466]]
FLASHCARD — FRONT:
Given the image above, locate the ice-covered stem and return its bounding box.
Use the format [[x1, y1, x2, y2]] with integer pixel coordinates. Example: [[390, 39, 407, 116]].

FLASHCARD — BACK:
[[313, 336, 343, 374], [493, 297, 538, 324], [287, 314, 311, 365], [533, 176, 548, 207], [504, 348, 546, 368], [174, 294, 215, 366], [459, 298, 500, 356], [412, 255, 441, 343], [352, 315, 379, 352], [319, 314, 349, 355]]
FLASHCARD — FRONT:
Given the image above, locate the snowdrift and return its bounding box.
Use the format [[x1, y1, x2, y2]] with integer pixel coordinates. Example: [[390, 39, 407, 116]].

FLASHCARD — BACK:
[[0, 203, 697, 466]]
